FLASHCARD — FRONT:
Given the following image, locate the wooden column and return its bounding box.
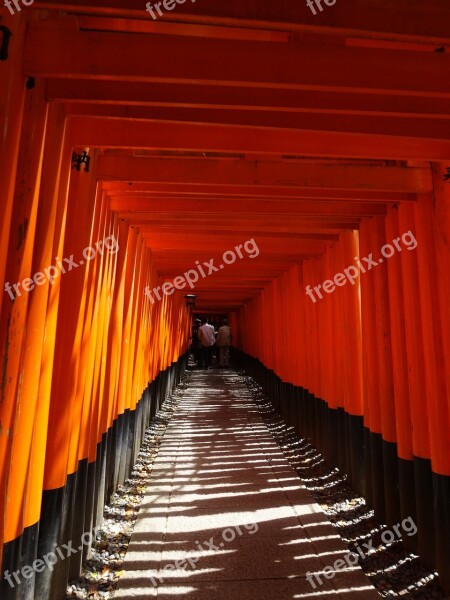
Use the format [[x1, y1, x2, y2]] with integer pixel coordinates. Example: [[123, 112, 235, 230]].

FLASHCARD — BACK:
[[398, 200, 434, 568], [0, 76, 49, 598], [0, 13, 26, 320]]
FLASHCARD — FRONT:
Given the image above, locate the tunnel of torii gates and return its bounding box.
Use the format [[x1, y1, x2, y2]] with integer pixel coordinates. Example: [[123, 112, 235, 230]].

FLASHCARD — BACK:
[[0, 0, 449, 598]]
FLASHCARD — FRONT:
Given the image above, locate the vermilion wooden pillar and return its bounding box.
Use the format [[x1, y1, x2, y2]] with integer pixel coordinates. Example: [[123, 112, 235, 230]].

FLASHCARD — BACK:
[[301, 258, 315, 446], [398, 201, 434, 568], [104, 217, 129, 497], [14, 103, 71, 599], [68, 190, 114, 578], [370, 216, 400, 527], [338, 231, 364, 494], [116, 226, 139, 450], [26, 105, 73, 591], [126, 233, 144, 414], [0, 76, 49, 600], [426, 171, 450, 476], [120, 231, 144, 478], [384, 205, 416, 550], [97, 211, 121, 500], [422, 168, 450, 587], [0, 13, 26, 321], [36, 149, 100, 600], [322, 243, 337, 465], [292, 265, 305, 389], [359, 218, 384, 519]]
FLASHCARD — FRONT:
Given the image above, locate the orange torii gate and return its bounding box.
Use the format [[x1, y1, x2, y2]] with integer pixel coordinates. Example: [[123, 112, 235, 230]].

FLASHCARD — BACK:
[[0, 2, 449, 598]]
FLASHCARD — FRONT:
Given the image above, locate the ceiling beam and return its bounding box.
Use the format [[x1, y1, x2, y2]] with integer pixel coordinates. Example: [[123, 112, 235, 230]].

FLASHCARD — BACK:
[[110, 198, 387, 216], [64, 104, 450, 141], [98, 156, 431, 193], [120, 214, 360, 228], [104, 187, 414, 203], [46, 80, 450, 120], [140, 229, 339, 241], [125, 221, 349, 234], [32, 1, 450, 44], [70, 118, 450, 160], [24, 23, 450, 97]]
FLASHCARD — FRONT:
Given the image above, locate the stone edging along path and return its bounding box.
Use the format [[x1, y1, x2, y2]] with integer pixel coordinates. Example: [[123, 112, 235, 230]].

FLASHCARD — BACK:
[[238, 373, 448, 600], [66, 378, 188, 599]]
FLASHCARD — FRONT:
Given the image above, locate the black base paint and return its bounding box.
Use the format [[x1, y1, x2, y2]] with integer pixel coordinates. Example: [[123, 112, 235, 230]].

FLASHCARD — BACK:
[[414, 456, 436, 569], [347, 413, 365, 496], [69, 458, 88, 580], [1, 353, 188, 600], [83, 460, 97, 563], [397, 457, 418, 553], [0, 523, 39, 600], [369, 431, 387, 522], [383, 440, 401, 527], [233, 349, 450, 593], [433, 472, 450, 592]]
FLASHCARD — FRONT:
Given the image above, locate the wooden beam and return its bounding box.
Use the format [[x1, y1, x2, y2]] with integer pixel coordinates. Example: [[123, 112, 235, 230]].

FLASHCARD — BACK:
[[105, 187, 414, 203], [124, 220, 350, 233], [108, 193, 412, 207], [32, 0, 450, 43], [24, 23, 450, 97], [140, 228, 338, 241], [70, 118, 450, 160], [118, 213, 360, 226], [109, 197, 387, 216], [46, 80, 450, 120], [97, 156, 431, 193], [101, 183, 417, 203], [73, 15, 291, 42], [64, 104, 450, 141]]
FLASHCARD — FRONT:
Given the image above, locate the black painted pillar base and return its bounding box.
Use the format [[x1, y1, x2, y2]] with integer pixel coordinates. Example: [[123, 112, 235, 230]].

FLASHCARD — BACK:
[[1, 352, 189, 600], [382, 440, 401, 527], [232, 348, 450, 594], [433, 472, 450, 592], [0, 523, 39, 600], [414, 457, 436, 570]]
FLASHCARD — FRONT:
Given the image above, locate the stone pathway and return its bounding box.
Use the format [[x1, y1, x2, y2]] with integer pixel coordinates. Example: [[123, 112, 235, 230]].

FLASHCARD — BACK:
[[114, 369, 380, 599]]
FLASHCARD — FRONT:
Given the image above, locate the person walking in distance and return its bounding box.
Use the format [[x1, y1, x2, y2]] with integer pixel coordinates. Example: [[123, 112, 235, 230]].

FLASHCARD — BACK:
[[198, 317, 215, 369], [216, 318, 232, 368]]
